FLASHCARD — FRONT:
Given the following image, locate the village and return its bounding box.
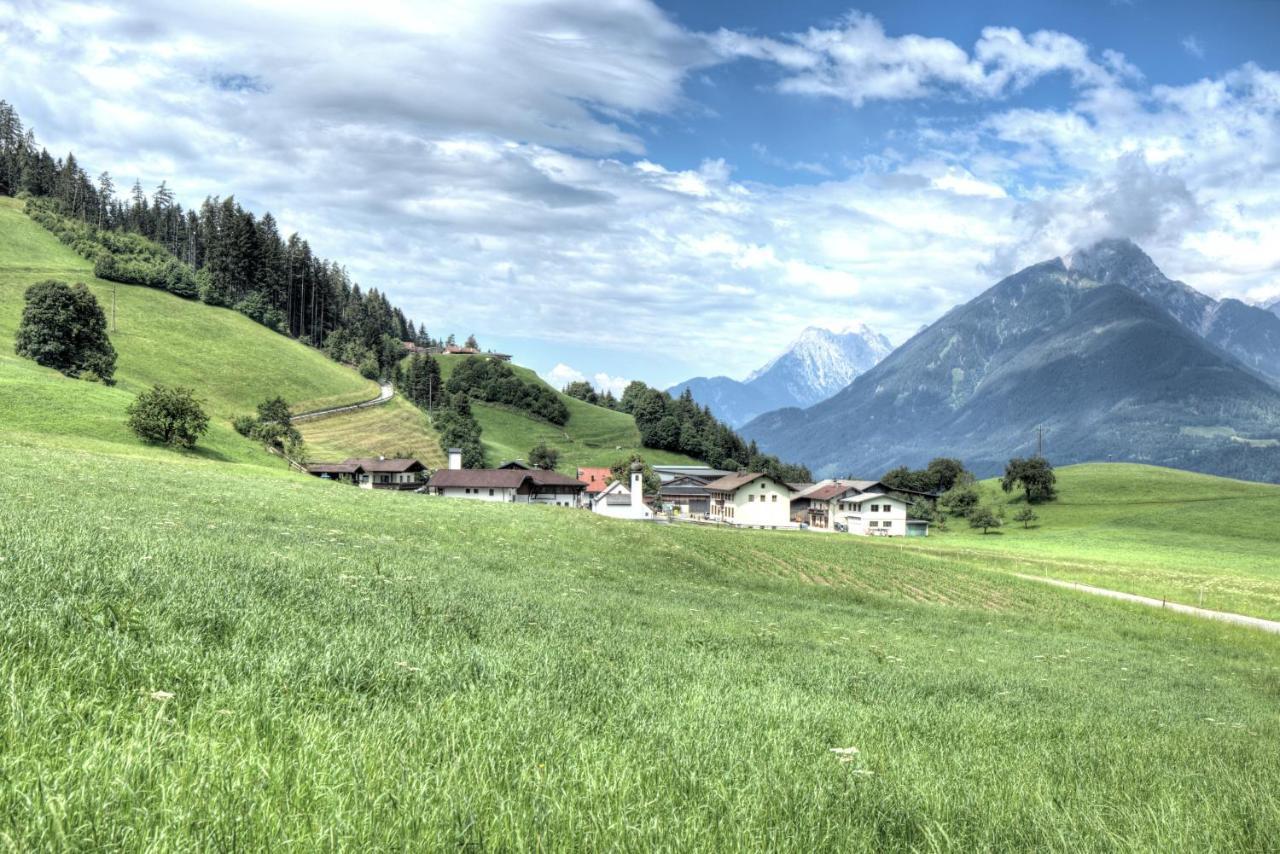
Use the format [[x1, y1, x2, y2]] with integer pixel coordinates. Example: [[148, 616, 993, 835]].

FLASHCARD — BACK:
[[304, 448, 935, 537]]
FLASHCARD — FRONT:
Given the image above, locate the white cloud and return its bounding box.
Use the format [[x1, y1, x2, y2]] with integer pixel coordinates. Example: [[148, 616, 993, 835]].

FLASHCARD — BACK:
[[1182, 35, 1205, 59], [1, 3, 1278, 383], [543, 363, 629, 396]]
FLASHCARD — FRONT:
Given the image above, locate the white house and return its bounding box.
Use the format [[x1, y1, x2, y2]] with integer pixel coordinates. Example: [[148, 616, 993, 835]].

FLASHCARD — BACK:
[[831, 491, 928, 537], [590, 463, 655, 520], [705, 472, 798, 528]]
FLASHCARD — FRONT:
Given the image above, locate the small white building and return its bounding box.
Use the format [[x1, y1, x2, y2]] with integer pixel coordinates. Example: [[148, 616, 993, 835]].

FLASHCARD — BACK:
[[831, 491, 927, 537], [705, 472, 798, 528], [590, 463, 655, 520]]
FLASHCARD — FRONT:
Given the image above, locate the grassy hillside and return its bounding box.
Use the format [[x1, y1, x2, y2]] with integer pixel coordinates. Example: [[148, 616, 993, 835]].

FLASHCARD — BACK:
[[436, 354, 701, 471], [298, 395, 446, 467], [916, 463, 1280, 620], [1, 437, 1278, 849], [0, 196, 377, 464]]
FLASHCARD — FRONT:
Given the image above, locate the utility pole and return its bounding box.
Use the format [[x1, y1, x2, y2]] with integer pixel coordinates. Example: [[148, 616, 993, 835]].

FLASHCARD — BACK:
[[112, 283, 117, 333], [1036, 425, 1047, 458]]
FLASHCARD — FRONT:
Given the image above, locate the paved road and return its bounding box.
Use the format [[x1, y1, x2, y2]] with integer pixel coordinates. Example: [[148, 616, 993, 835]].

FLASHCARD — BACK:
[[1016, 574, 1280, 635], [293, 383, 393, 423]]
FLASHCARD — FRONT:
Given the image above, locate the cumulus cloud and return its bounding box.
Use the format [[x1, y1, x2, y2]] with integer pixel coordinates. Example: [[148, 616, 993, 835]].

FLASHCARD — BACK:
[[544, 363, 629, 396], [0, 3, 1278, 382], [712, 12, 1134, 106]]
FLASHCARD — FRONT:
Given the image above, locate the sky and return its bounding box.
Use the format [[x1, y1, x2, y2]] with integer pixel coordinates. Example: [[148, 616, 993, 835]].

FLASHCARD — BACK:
[[2, 0, 1279, 391]]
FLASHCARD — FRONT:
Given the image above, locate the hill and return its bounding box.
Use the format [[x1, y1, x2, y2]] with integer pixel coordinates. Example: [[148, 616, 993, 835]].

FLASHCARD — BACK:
[[744, 243, 1280, 482], [435, 354, 701, 472], [0, 197, 378, 466], [2, 431, 1278, 849], [670, 324, 892, 427]]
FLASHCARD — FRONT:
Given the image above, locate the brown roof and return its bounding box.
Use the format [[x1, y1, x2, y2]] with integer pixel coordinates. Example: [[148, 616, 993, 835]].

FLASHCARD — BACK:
[[428, 469, 586, 490], [343, 458, 425, 473], [307, 462, 360, 474], [803, 482, 856, 502], [704, 472, 798, 493]]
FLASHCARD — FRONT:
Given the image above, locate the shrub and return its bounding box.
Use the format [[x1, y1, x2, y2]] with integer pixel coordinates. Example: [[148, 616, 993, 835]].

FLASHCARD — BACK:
[[529, 442, 560, 470], [127, 385, 210, 449], [968, 506, 1003, 534], [14, 280, 117, 383]]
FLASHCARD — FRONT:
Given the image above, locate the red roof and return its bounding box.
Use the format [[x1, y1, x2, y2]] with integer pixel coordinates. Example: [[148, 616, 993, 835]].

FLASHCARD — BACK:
[[576, 467, 613, 494]]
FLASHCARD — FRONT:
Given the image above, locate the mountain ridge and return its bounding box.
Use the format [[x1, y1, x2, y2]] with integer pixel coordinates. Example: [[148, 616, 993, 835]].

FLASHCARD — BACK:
[[742, 241, 1280, 482], [669, 323, 891, 426]]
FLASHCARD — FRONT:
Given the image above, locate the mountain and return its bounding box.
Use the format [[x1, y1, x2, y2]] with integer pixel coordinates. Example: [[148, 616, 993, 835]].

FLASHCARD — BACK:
[[1064, 240, 1280, 383], [742, 242, 1280, 482], [1269, 298, 1280, 320], [669, 324, 892, 426]]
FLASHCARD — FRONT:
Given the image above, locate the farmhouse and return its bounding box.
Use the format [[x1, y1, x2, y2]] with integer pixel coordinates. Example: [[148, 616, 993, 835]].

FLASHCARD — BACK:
[[706, 472, 798, 528], [590, 463, 655, 520], [826, 491, 930, 537], [305, 457, 426, 489], [426, 448, 585, 506]]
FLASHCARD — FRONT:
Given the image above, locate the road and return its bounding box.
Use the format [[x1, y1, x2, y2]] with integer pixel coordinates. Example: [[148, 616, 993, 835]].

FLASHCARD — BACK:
[[292, 382, 393, 423], [1016, 574, 1280, 635]]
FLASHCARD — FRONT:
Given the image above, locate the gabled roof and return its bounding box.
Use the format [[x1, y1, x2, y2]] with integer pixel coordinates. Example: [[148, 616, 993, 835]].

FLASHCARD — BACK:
[[496, 460, 533, 470], [803, 482, 857, 502], [344, 458, 425, 473], [307, 462, 360, 475], [576, 467, 614, 493], [428, 469, 585, 490], [704, 472, 798, 493], [660, 475, 713, 496]]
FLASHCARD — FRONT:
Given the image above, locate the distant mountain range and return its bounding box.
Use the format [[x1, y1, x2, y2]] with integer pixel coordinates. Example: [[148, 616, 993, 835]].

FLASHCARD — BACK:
[[669, 323, 892, 426], [742, 240, 1280, 482], [1269, 298, 1280, 320]]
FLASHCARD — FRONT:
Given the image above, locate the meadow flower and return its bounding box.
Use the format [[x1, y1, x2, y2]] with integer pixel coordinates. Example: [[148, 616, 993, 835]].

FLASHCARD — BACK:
[[150, 690, 174, 701]]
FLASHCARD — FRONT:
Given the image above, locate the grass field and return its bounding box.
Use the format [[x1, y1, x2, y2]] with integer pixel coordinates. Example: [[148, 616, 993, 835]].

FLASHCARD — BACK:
[[1, 437, 1278, 850], [917, 464, 1280, 620], [298, 395, 447, 467], [0, 196, 377, 425], [435, 354, 701, 471]]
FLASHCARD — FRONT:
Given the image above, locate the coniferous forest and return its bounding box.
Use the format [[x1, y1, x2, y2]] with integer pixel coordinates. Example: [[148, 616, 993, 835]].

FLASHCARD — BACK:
[[0, 100, 431, 380]]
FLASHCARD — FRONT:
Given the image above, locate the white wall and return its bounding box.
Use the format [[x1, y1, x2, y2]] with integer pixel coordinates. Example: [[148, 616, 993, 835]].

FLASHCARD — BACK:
[[715, 477, 794, 527], [837, 495, 909, 536], [437, 486, 517, 502]]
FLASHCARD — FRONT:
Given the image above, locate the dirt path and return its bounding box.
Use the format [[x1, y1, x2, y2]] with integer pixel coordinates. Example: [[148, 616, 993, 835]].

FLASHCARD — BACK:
[[293, 383, 393, 423], [1016, 574, 1280, 635]]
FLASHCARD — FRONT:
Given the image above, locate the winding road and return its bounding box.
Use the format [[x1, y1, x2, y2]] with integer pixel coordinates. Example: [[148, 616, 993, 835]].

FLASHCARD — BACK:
[[292, 382, 394, 423]]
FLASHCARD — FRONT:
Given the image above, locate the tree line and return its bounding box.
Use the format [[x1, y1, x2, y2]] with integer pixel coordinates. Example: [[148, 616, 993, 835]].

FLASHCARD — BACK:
[[1, 100, 433, 380]]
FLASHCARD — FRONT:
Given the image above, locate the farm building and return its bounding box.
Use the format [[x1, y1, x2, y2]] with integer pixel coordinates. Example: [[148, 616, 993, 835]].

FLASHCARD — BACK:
[[705, 472, 798, 528], [306, 458, 426, 490], [576, 467, 613, 500], [426, 448, 585, 506]]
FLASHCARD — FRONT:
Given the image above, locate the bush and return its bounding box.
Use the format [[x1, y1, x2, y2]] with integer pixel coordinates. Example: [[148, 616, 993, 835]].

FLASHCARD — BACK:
[[529, 442, 559, 470], [127, 385, 210, 449], [232, 415, 257, 437], [14, 280, 117, 383]]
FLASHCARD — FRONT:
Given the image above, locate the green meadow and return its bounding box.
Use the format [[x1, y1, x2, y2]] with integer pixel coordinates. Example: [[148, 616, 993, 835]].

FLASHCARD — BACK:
[[1, 438, 1278, 850], [917, 463, 1280, 620], [3, 196, 1280, 849]]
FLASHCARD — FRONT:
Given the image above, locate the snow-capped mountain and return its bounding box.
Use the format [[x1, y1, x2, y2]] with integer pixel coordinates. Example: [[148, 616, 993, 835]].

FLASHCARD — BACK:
[[669, 323, 893, 427]]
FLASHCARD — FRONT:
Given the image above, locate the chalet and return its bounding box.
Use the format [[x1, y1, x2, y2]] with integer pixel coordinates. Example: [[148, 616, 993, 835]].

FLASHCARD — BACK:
[[790, 480, 864, 528], [705, 472, 798, 528], [590, 463, 655, 520], [426, 448, 584, 506], [305, 458, 426, 490]]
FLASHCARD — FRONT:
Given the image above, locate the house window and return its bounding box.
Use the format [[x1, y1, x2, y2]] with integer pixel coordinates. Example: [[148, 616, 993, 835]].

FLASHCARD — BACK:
[[871, 504, 879, 512], [749, 494, 755, 502], [771, 495, 777, 502], [869, 521, 878, 527], [489, 489, 495, 496], [883, 521, 892, 528]]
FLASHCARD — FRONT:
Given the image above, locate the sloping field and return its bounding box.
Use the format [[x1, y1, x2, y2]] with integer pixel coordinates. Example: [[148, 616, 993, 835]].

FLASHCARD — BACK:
[[435, 354, 700, 471], [298, 395, 446, 467], [914, 463, 1280, 619], [0, 197, 377, 428], [0, 437, 1277, 849]]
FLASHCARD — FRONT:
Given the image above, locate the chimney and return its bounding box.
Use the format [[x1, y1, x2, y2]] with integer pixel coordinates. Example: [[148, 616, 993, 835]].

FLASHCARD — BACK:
[[630, 461, 644, 512], [448, 447, 462, 470]]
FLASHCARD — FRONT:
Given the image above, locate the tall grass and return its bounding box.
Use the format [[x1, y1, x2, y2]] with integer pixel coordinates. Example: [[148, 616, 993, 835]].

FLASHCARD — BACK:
[[1, 441, 1277, 850]]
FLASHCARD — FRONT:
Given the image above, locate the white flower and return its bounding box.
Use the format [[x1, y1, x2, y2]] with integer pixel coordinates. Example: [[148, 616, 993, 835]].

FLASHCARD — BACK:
[[150, 690, 174, 701]]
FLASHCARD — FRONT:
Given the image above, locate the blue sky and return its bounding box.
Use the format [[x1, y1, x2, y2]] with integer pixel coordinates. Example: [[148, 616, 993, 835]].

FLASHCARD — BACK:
[[2, 0, 1279, 391]]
